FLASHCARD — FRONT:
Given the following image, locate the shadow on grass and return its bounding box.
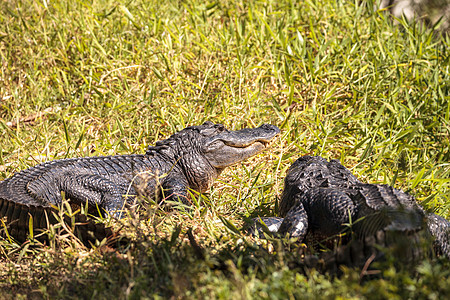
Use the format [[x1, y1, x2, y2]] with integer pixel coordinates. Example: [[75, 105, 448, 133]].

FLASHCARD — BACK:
[[2, 220, 449, 299]]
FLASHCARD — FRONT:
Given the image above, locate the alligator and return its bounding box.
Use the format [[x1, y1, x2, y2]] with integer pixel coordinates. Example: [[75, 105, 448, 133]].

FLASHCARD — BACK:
[[252, 155, 450, 270], [0, 121, 280, 243]]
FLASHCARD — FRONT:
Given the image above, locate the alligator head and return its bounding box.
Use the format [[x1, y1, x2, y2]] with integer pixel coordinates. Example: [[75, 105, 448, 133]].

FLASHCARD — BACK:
[[201, 122, 280, 169], [146, 121, 280, 193]]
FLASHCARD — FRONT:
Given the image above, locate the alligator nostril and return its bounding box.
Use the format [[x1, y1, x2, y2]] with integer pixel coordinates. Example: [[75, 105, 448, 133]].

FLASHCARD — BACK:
[[263, 124, 280, 133]]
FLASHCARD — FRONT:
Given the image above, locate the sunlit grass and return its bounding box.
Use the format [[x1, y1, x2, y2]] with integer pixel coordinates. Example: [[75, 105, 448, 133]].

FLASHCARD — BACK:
[[0, 0, 449, 298]]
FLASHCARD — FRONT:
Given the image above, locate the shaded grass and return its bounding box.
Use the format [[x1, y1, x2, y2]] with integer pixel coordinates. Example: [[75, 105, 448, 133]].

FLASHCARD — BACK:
[[1, 0, 449, 298]]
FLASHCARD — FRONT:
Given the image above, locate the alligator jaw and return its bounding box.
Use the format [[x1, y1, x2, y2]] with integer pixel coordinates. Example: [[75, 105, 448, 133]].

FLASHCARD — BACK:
[[203, 124, 280, 169]]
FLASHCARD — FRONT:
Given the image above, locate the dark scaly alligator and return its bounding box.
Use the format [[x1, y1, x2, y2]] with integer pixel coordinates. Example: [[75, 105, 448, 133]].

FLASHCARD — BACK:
[[0, 121, 280, 243], [252, 155, 450, 270]]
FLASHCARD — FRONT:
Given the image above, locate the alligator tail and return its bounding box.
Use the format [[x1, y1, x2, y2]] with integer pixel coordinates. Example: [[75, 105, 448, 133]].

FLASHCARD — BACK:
[[0, 197, 116, 247]]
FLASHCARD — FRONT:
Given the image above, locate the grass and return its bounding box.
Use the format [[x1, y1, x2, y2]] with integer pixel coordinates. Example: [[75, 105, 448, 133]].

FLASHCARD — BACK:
[[1, 0, 449, 298]]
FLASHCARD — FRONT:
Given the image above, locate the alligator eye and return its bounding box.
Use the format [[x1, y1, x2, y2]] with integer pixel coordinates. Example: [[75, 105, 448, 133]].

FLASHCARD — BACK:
[[203, 121, 214, 126], [215, 124, 225, 132]]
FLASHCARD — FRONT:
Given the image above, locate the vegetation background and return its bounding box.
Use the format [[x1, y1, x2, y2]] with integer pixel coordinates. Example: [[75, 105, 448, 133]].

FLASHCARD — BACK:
[[0, 0, 449, 298]]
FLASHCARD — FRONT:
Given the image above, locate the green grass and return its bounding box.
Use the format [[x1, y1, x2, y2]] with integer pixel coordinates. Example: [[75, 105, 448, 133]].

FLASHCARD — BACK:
[[1, 0, 449, 298]]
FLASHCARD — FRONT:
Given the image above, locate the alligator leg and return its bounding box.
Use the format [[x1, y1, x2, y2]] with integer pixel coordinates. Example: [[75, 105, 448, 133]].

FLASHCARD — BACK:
[[278, 196, 309, 239], [56, 173, 127, 218], [249, 217, 284, 238], [279, 188, 359, 241], [160, 177, 190, 205]]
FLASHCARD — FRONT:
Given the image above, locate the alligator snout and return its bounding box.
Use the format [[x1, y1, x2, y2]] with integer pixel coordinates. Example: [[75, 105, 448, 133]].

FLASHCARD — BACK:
[[203, 123, 280, 168]]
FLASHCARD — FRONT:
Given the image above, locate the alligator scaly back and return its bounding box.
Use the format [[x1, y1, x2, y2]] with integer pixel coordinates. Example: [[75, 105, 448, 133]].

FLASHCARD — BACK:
[[0, 122, 280, 244], [252, 155, 450, 272]]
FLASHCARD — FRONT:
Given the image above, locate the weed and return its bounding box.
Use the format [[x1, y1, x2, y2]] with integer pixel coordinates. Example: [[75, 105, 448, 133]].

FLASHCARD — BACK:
[[0, 0, 449, 298]]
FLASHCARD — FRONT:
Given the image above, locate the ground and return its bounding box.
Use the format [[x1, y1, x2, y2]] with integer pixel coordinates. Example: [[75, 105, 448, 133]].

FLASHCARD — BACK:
[[0, 0, 449, 298]]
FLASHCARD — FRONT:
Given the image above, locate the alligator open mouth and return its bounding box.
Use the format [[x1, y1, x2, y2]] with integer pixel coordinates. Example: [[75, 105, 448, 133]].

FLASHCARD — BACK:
[[203, 124, 280, 169]]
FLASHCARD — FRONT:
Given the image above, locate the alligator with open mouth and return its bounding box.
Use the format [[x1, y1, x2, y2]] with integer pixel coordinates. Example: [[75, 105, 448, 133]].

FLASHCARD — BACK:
[[0, 121, 280, 243]]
